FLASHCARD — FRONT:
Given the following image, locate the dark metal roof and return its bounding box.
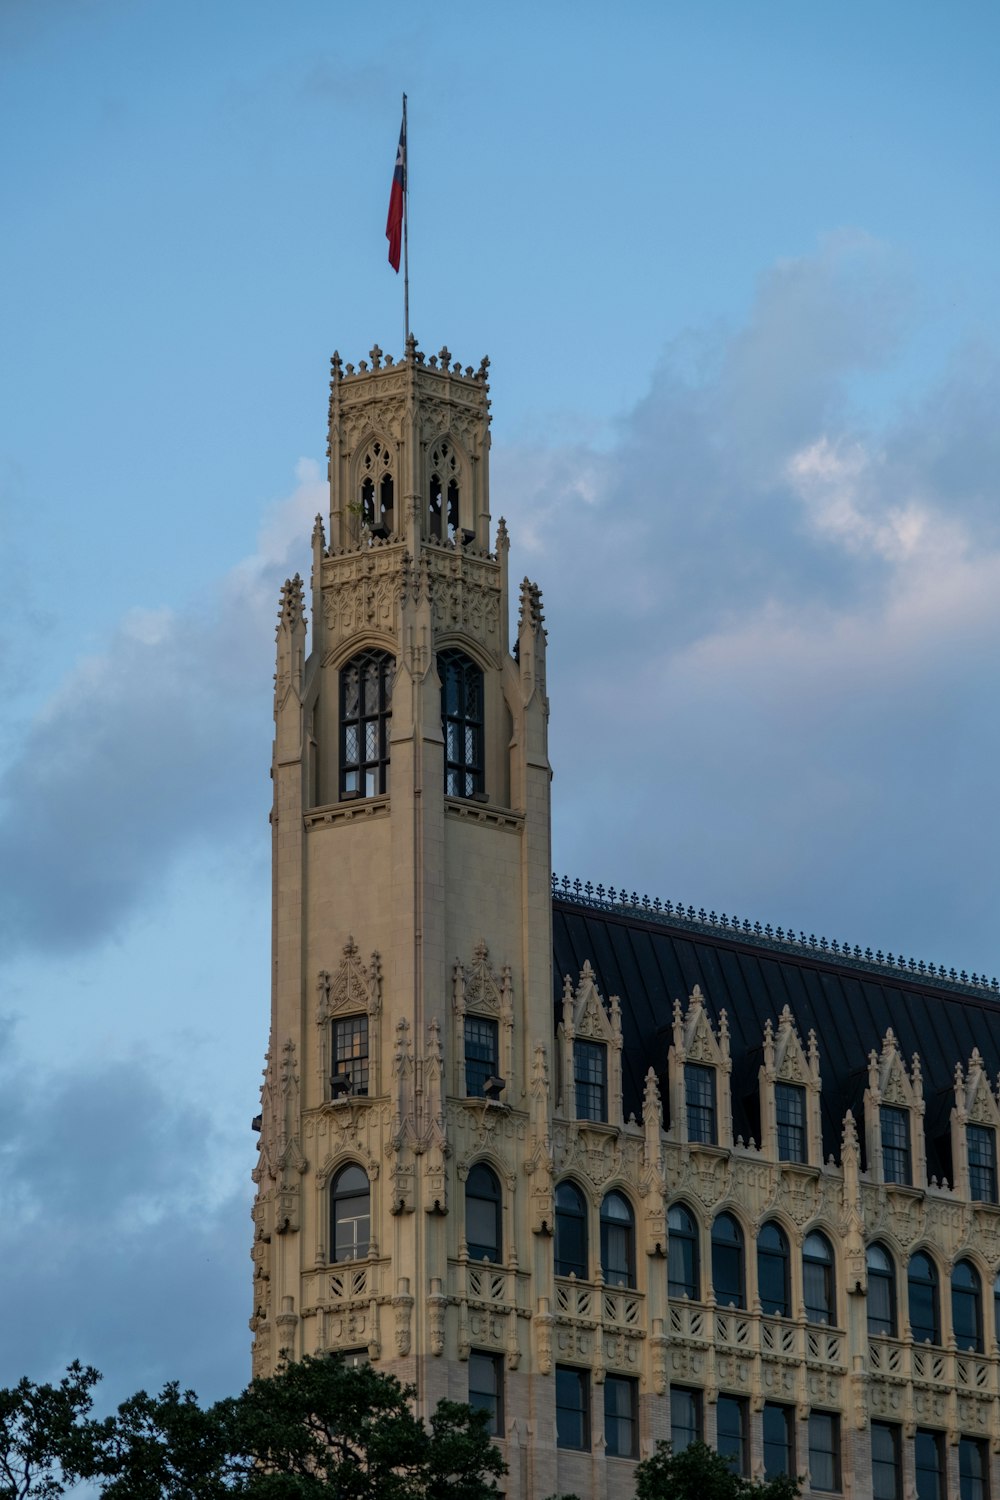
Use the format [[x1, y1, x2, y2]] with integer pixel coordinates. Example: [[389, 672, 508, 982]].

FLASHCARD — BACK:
[[552, 885, 1000, 1184]]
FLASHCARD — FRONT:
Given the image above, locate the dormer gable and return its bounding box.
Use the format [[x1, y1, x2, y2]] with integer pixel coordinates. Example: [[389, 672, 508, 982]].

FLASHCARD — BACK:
[[315, 937, 383, 1103], [452, 938, 515, 1097], [557, 960, 624, 1126], [666, 984, 733, 1148], [759, 1005, 823, 1167], [863, 1027, 927, 1188], [952, 1049, 1000, 1203]]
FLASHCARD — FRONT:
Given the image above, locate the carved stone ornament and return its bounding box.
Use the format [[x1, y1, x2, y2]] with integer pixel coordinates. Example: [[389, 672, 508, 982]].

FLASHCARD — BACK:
[[317, 938, 382, 1023]]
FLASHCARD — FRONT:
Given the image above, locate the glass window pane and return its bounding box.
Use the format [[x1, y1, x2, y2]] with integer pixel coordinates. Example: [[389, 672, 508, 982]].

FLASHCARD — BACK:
[[717, 1395, 747, 1474], [758, 1223, 790, 1317], [469, 1352, 502, 1436], [872, 1423, 900, 1500], [959, 1436, 987, 1500], [776, 1082, 806, 1162], [604, 1376, 637, 1458], [668, 1204, 699, 1300], [763, 1403, 793, 1480], [915, 1430, 944, 1500], [685, 1063, 717, 1144], [555, 1182, 588, 1279], [670, 1388, 700, 1452], [968, 1125, 998, 1203], [809, 1412, 839, 1492], [881, 1105, 912, 1184], [464, 1016, 498, 1097], [556, 1367, 588, 1450], [712, 1214, 745, 1309]]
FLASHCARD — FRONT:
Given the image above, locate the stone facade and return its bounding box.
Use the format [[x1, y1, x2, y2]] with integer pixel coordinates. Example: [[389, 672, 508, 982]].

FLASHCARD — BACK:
[[252, 341, 1000, 1499]]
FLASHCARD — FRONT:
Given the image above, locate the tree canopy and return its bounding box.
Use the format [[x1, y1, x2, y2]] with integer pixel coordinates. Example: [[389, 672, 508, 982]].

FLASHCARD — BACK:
[[0, 1357, 505, 1500], [634, 1440, 800, 1500]]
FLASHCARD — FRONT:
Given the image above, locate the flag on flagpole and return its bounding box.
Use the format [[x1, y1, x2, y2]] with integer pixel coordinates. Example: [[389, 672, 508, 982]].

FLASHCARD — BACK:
[[386, 113, 405, 272]]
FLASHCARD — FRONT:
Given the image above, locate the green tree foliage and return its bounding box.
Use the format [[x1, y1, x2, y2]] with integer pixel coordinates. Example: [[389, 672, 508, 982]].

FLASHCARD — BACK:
[[0, 1362, 101, 1500], [634, 1440, 800, 1500], [0, 1358, 505, 1500]]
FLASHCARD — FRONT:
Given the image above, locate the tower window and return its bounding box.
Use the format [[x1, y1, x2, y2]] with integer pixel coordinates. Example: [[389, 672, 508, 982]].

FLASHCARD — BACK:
[[428, 440, 460, 542], [358, 439, 394, 534], [757, 1221, 790, 1318], [711, 1212, 745, 1309], [555, 1367, 590, 1450], [716, 1394, 748, 1475], [669, 1387, 701, 1452], [880, 1105, 912, 1185], [332, 1015, 369, 1097], [809, 1412, 840, 1493], [685, 1063, 716, 1144], [600, 1190, 635, 1289], [871, 1422, 901, 1500], [465, 1162, 502, 1263], [952, 1258, 983, 1352], [908, 1251, 940, 1344], [968, 1124, 997, 1203], [340, 650, 394, 798], [574, 1039, 607, 1122], [914, 1429, 945, 1500], [776, 1082, 806, 1162], [667, 1202, 700, 1301], [959, 1436, 988, 1500], [439, 649, 484, 798], [763, 1403, 795, 1481], [554, 1180, 588, 1279], [468, 1351, 503, 1436], [867, 1242, 897, 1338], [803, 1230, 835, 1325], [464, 1016, 499, 1099], [603, 1375, 638, 1458], [330, 1163, 370, 1263]]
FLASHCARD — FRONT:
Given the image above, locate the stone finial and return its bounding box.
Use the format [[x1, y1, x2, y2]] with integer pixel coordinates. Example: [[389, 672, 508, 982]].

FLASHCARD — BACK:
[[277, 574, 305, 630], [643, 1067, 662, 1125], [369, 344, 383, 369], [496, 516, 509, 551], [438, 346, 451, 366], [518, 577, 545, 634], [405, 332, 418, 361], [330, 350, 342, 381], [476, 355, 490, 382], [311, 513, 325, 546]]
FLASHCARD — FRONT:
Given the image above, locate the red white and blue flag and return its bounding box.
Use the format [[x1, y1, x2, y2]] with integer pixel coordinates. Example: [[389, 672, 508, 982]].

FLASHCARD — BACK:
[[386, 114, 405, 272]]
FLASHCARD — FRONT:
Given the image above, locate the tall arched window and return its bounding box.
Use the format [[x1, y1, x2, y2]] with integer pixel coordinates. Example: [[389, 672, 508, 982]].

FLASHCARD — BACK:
[[867, 1243, 897, 1337], [668, 1203, 700, 1301], [803, 1231, 835, 1325], [908, 1251, 940, 1344], [952, 1259, 983, 1352], [428, 440, 460, 542], [712, 1213, 745, 1310], [465, 1163, 502, 1263], [555, 1181, 588, 1280], [330, 1163, 370, 1263], [358, 439, 394, 535], [340, 650, 395, 797], [600, 1191, 635, 1289], [757, 1222, 790, 1317], [993, 1271, 1000, 1352], [439, 649, 484, 798]]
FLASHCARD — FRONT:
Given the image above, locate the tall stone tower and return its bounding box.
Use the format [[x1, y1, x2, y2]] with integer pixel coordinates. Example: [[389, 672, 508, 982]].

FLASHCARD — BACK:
[[252, 337, 556, 1485]]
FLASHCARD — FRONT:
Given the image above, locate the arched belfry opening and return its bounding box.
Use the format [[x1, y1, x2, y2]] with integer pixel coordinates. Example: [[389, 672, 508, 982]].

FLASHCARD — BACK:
[[428, 438, 460, 543], [357, 438, 394, 538]]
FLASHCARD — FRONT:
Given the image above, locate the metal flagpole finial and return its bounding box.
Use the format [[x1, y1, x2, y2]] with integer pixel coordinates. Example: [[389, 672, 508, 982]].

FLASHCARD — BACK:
[[402, 92, 410, 344]]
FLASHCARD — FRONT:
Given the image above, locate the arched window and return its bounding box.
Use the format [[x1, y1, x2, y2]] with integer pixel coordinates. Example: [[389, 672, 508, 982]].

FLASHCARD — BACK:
[[358, 439, 394, 535], [993, 1271, 1000, 1352], [428, 440, 460, 542], [803, 1231, 835, 1325], [330, 1163, 370, 1263], [465, 1163, 502, 1263], [439, 649, 484, 798], [711, 1213, 745, 1310], [668, 1203, 700, 1301], [908, 1251, 940, 1344], [867, 1243, 897, 1337], [340, 650, 395, 798], [757, 1222, 790, 1317], [555, 1181, 588, 1280], [600, 1191, 635, 1289], [952, 1259, 983, 1352]]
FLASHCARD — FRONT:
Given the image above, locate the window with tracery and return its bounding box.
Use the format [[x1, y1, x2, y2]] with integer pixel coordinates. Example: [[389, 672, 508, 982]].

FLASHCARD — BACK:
[[340, 650, 395, 797], [439, 649, 484, 798], [330, 1163, 370, 1263], [428, 439, 460, 542], [358, 439, 394, 535]]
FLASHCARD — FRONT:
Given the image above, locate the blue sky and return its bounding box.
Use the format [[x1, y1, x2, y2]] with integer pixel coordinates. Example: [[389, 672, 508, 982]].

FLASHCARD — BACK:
[[1, 0, 998, 1407]]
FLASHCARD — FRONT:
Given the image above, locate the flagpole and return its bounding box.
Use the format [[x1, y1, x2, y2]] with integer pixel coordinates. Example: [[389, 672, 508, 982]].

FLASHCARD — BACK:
[[402, 92, 410, 343]]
